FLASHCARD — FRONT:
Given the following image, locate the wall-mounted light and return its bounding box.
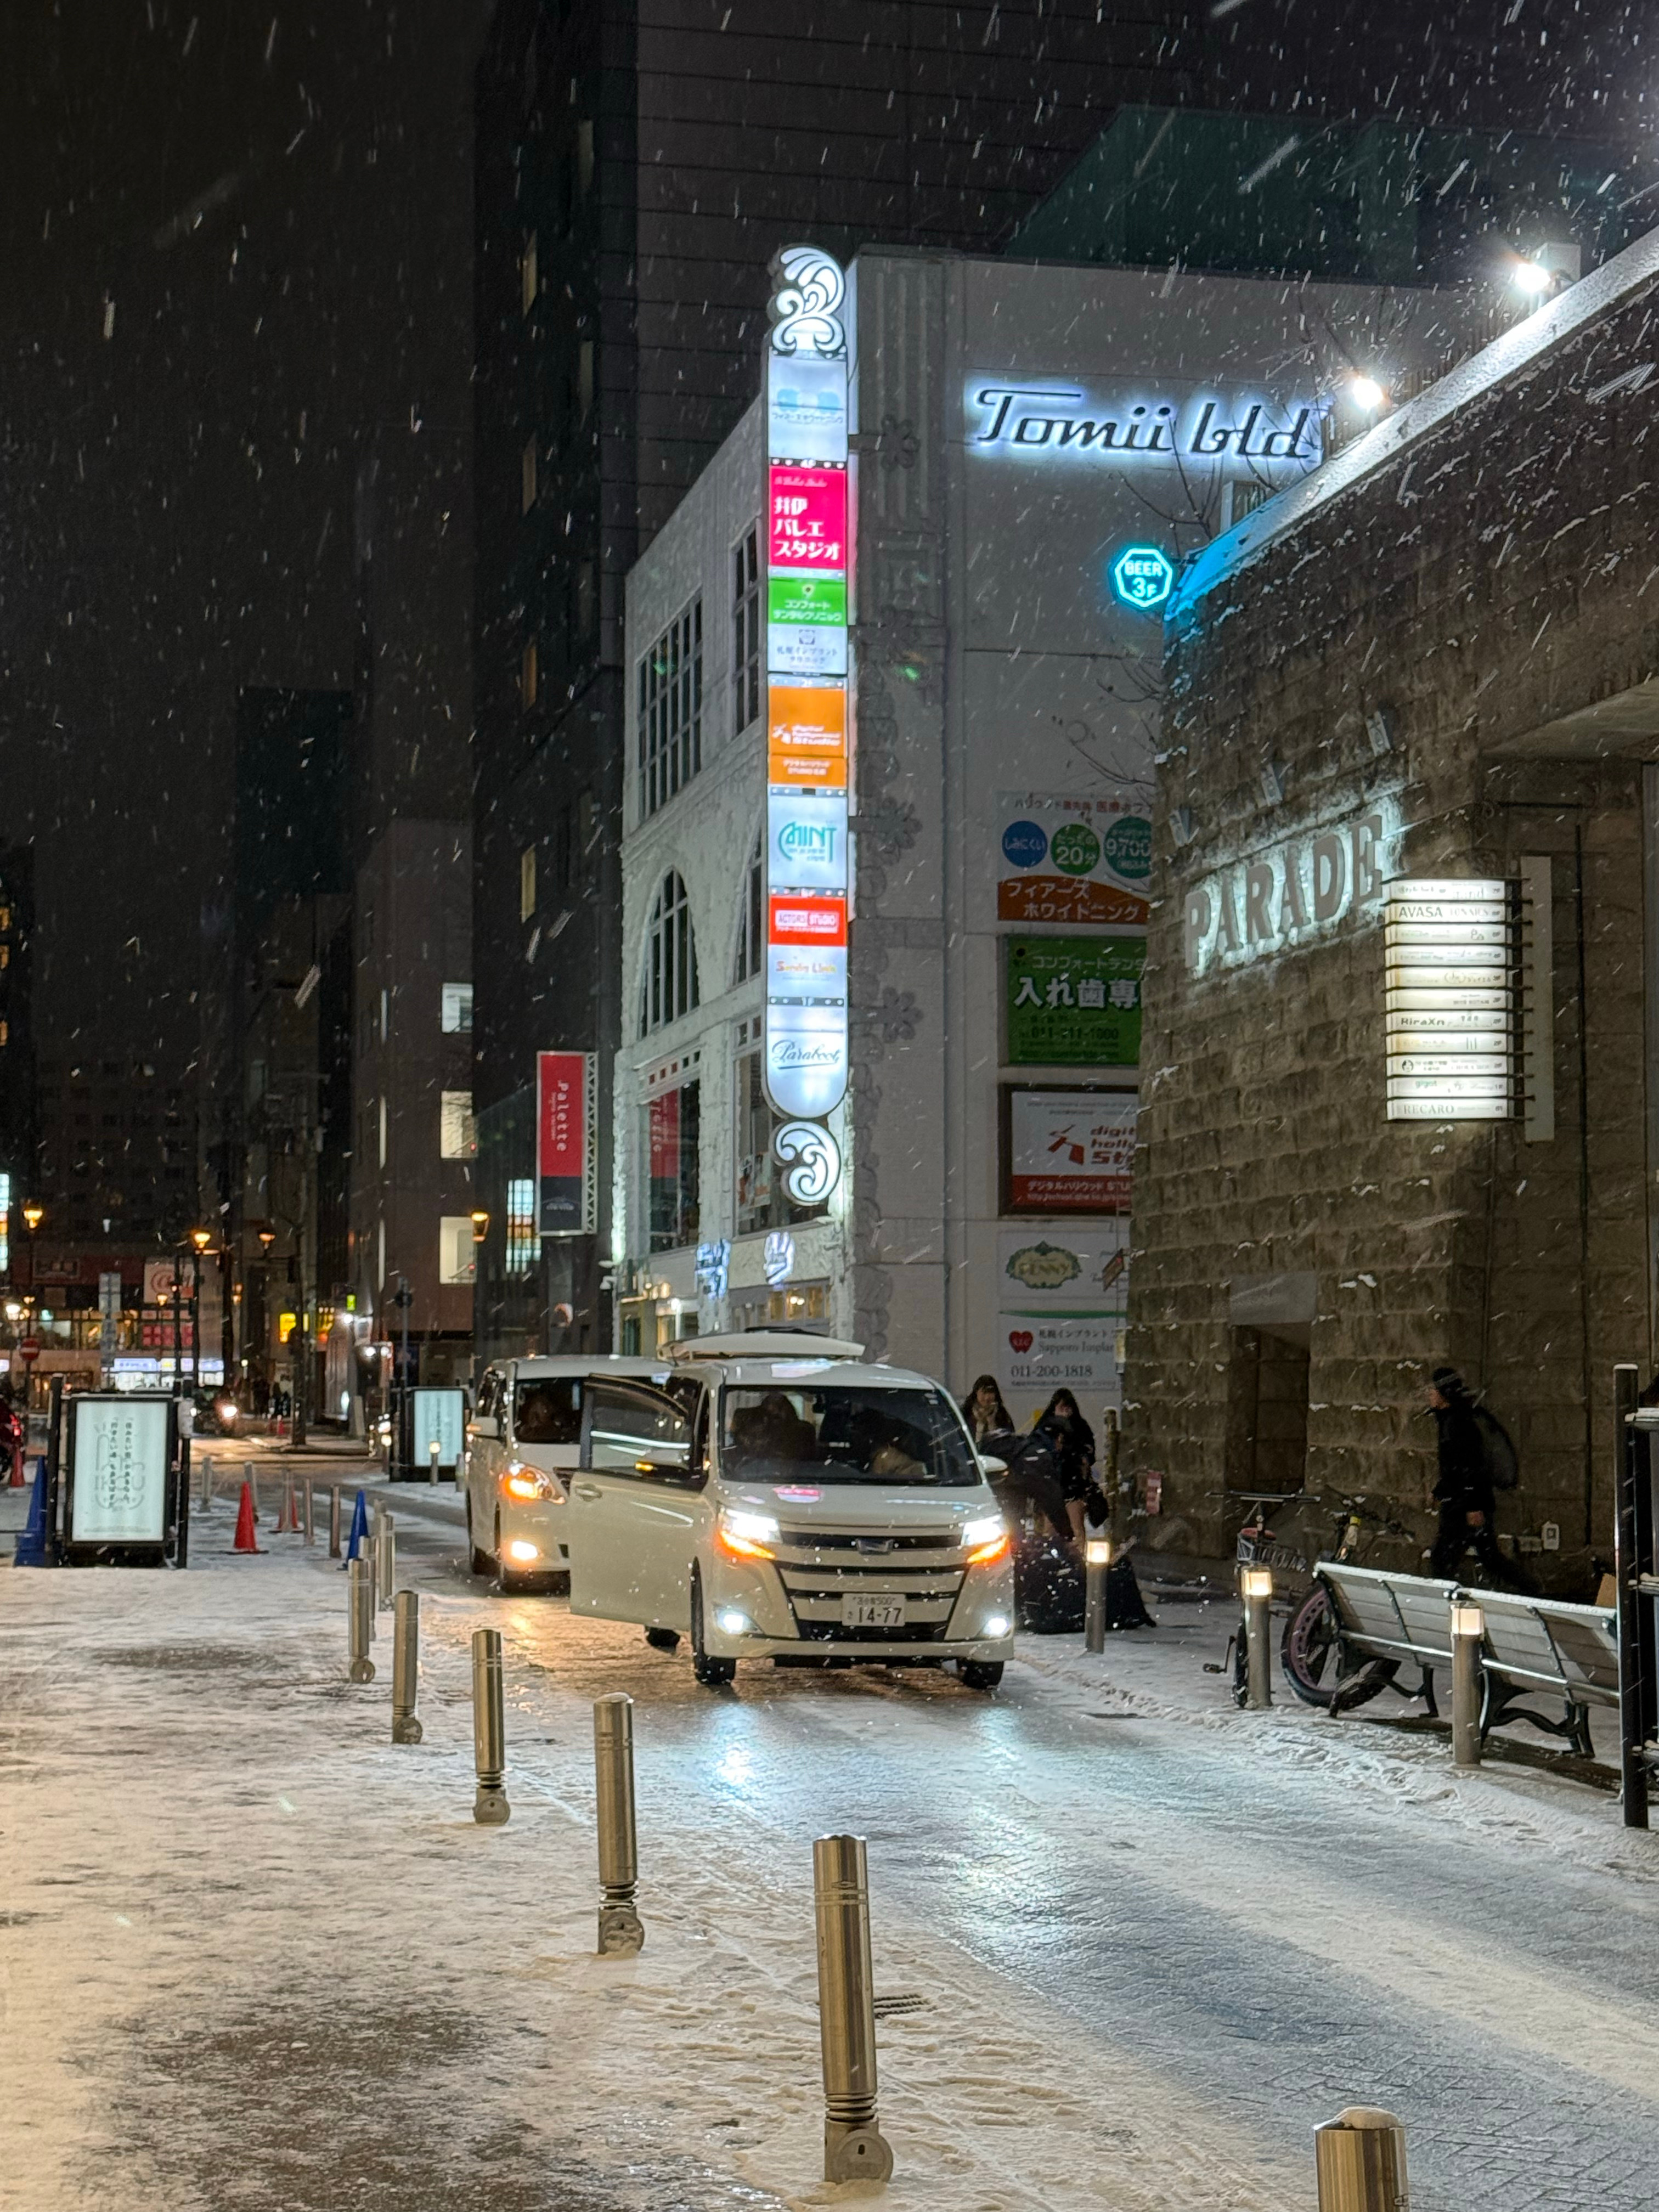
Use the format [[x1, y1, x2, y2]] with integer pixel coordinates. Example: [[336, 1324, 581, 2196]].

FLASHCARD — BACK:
[[1349, 374, 1387, 411]]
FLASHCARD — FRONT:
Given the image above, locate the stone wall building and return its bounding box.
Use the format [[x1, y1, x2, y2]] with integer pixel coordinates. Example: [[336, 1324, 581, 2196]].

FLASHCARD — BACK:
[[1130, 225, 1659, 1590]]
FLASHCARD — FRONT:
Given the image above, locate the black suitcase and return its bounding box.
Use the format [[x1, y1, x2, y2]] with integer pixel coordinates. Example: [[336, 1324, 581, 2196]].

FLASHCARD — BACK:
[[1014, 1531, 1086, 1634]]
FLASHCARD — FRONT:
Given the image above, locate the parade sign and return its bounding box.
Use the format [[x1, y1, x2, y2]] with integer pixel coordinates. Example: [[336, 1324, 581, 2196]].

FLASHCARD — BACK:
[[765, 245, 851, 1121]]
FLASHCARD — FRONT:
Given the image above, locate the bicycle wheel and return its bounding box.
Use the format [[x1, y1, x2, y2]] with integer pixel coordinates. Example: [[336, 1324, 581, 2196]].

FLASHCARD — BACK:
[[1280, 1583, 1396, 1711]]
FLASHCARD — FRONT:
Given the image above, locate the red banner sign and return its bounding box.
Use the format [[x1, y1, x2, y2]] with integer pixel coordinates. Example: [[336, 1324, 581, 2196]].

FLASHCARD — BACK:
[[769, 893, 847, 947], [768, 465, 847, 570], [537, 1051, 594, 1236]]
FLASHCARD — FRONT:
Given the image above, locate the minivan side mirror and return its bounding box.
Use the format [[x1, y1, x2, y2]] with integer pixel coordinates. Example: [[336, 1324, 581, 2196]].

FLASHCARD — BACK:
[[978, 1454, 1008, 1478], [470, 1415, 500, 1441]]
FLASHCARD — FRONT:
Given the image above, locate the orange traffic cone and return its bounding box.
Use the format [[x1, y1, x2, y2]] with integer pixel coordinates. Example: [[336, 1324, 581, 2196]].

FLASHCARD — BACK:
[[7, 1442, 24, 1488], [232, 1481, 264, 1554]]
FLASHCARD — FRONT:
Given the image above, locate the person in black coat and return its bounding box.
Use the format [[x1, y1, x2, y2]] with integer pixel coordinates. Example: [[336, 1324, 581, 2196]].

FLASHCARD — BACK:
[[1426, 1366, 1526, 1587], [961, 1375, 1071, 1546], [1035, 1388, 1097, 1549]]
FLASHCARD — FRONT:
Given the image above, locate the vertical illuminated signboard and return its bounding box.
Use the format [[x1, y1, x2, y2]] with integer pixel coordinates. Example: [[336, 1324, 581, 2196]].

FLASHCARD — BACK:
[[763, 246, 850, 1124], [1383, 880, 1518, 1120]]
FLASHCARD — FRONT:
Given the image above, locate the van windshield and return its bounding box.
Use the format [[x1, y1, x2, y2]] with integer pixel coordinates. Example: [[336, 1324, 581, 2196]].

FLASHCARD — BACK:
[[513, 1379, 582, 1445], [720, 1385, 978, 1487]]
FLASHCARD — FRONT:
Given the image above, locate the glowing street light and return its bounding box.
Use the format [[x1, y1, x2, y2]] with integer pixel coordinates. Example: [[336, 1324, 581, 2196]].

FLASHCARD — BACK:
[[1513, 258, 1553, 298], [1349, 374, 1387, 411]]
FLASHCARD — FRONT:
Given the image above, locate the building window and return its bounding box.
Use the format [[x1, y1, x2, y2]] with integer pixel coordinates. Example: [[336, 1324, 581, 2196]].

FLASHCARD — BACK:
[[377, 1096, 388, 1169], [441, 983, 473, 1033], [521, 436, 538, 513], [438, 1216, 477, 1285], [576, 118, 595, 198], [521, 231, 538, 315], [640, 870, 699, 1036], [506, 1177, 539, 1275], [575, 558, 596, 639], [521, 639, 538, 708], [732, 524, 760, 734], [520, 845, 538, 922], [736, 1047, 827, 1235], [637, 601, 702, 819], [439, 1091, 476, 1159], [578, 338, 594, 422], [733, 832, 763, 982], [647, 1081, 699, 1252]]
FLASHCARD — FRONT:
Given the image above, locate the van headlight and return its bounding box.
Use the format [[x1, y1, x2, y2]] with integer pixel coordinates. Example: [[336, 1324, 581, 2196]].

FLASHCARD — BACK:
[[716, 1509, 779, 1561], [962, 1514, 1011, 1567], [502, 1462, 558, 1502]]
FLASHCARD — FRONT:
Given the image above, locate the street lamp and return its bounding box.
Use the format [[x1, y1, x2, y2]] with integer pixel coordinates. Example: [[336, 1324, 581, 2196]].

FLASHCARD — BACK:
[[470, 1208, 490, 1244], [21, 1203, 42, 1234], [189, 1228, 212, 1398]]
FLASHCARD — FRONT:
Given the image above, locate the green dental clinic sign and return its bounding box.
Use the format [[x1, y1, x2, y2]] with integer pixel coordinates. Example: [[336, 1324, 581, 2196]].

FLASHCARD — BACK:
[[1006, 936, 1145, 1066]]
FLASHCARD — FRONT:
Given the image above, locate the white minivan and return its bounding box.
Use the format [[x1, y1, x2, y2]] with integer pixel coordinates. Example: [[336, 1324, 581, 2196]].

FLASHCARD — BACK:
[[465, 1355, 669, 1589], [567, 1334, 1016, 1689]]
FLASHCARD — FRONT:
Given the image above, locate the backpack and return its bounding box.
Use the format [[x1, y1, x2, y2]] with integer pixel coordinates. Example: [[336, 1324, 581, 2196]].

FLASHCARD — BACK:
[[1473, 1404, 1520, 1491]]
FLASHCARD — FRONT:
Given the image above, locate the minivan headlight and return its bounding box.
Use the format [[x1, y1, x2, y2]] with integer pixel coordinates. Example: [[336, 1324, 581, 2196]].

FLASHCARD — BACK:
[[502, 1462, 557, 1502], [716, 1508, 779, 1560], [962, 1514, 1011, 1566]]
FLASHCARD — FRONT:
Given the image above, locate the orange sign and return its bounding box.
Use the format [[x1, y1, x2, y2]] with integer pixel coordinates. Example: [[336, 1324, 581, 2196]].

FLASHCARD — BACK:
[[768, 682, 847, 786], [997, 877, 1149, 927]]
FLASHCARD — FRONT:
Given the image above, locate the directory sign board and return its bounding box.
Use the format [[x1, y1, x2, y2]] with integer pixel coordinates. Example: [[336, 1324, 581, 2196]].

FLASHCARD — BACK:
[[764, 244, 851, 1121], [1384, 880, 1516, 1121], [65, 1393, 174, 1553]]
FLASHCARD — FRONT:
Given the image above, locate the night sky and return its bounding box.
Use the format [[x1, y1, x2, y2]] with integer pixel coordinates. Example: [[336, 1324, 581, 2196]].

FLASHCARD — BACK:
[[0, 0, 484, 1075]]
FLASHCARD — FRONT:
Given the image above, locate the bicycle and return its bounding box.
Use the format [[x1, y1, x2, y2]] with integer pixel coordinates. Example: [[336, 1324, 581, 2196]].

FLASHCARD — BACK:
[[1208, 1491, 1419, 1709]]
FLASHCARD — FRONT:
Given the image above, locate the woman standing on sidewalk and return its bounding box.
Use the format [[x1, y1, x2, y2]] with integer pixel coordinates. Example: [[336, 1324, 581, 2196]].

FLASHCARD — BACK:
[[1035, 1388, 1096, 1551]]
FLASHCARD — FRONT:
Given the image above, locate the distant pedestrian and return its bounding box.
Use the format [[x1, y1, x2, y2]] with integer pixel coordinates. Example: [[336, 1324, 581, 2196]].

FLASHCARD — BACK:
[[1035, 1387, 1097, 1550], [961, 1374, 1013, 1446], [1426, 1366, 1528, 1589]]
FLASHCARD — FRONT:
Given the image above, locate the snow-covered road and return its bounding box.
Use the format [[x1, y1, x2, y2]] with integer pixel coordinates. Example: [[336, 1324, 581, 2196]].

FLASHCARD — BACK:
[[3, 1482, 1656, 2212]]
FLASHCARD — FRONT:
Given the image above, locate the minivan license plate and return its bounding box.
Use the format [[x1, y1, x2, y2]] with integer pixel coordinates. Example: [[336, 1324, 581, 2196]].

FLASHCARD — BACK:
[[843, 1595, 905, 1630]]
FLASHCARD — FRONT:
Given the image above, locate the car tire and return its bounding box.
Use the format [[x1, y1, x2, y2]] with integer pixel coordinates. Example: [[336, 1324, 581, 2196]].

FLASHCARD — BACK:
[[691, 1571, 736, 1688], [645, 1626, 680, 1652], [466, 1498, 491, 1579], [957, 1660, 1005, 1691]]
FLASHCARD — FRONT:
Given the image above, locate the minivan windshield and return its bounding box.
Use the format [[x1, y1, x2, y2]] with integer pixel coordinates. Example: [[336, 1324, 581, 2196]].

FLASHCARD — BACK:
[[720, 1384, 978, 1486]]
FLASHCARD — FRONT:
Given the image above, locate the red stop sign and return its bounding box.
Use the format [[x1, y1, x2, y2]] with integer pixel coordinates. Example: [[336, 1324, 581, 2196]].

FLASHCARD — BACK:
[[17, 1338, 41, 1363]]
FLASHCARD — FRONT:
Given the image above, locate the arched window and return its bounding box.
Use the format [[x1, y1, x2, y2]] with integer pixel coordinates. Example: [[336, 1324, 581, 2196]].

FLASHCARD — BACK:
[[733, 831, 764, 983], [640, 870, 699, 1036]]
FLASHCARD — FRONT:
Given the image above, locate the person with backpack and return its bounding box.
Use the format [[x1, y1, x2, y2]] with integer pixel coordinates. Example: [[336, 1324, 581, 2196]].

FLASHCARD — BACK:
[[1426, 1365, 1530, 1588]]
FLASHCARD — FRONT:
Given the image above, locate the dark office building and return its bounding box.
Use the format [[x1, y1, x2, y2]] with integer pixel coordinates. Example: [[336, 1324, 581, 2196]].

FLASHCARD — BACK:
[[471, 0, 1646, 1358], [0, 845, 34, 1275]]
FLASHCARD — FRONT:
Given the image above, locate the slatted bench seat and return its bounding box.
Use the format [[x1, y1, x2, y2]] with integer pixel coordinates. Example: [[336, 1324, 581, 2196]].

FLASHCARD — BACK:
[[1316, 1561, 1458, 1708]]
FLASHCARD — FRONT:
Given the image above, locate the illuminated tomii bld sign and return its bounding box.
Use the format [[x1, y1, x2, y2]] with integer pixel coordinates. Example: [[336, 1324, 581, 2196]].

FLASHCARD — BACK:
[[967, 381, 1324, 471], [764, 245, 851, 1135]]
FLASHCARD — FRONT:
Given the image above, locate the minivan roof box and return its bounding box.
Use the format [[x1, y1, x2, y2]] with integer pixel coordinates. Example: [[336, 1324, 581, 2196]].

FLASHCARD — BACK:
[[667, 1331, 866, 1363]]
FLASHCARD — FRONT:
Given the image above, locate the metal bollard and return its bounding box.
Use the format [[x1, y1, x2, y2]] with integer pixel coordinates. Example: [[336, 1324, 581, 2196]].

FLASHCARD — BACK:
[[812, 1835, 894, 2184], [1314, 2105, 1409, 2211], [302, 1476, 315, 1546], [1242, 1566, 1273, 1708], [377, 1512, 395, 1610], [1084, 1536, 1112, 1654], [471, 1627, 511, 1824], [1451, 1601, 1484, 1770], [244, 1460, 259, 1524], [198, 1451, 213, 1512], [329, 1483, 342, 1558], [347, 1558, 376, 1683], [428, 1438, 441, 1485], [594, 1693, 645, 1954], [391, 1590, 424, 1743]]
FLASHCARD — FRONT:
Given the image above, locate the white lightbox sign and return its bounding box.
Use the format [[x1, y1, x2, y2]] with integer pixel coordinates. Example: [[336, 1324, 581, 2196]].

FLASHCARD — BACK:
[[1384, 878, 1516, 1122], [69, 1395, 172, 1546], [764, 242, 850, 1127]]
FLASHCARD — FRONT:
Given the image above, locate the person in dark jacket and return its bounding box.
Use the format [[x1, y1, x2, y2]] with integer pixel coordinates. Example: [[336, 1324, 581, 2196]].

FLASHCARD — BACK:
[[962, 1375, 1071, 1545], [1426, 1366, 1526, 1587], [1036, 1388, 1097, 1549], [962, 1375, 1013, 1445]]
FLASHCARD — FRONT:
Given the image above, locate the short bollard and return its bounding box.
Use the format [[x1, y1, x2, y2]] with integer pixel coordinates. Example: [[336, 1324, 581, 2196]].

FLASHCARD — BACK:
[[1242, 1565, 1273, 1709], [1084, 1536, 1111, 1654], [1314, 2105, 1409, 2211], [471, 1627, 511, 1824], [391, 1590, 424, 1743], [377, 1512, 396, 1610], [197, 1451, 213, 1512], [244, 1460, 259, 1523], [428, 1438, 441, 1485], [302, 1476, 315, 1546], [594, 1693, 645, 1954], [328, 1483, 342, 1559], [812, 1834, 894, 2184], [1451, 1601, 1484, 1770], [347, 1558, 376, 1683]]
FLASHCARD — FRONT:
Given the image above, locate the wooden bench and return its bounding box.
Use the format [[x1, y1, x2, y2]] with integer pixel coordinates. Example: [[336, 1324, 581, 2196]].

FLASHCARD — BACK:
[[1317, 1561, 1619, 1757]]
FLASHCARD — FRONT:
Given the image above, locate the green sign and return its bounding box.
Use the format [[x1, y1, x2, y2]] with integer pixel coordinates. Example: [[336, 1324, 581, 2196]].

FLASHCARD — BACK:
[[1099, 815, 1151, 882], [768, 575, 847, 627], [1006, 936, 1144, 1066], [1049, 823, 1101, 876]]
